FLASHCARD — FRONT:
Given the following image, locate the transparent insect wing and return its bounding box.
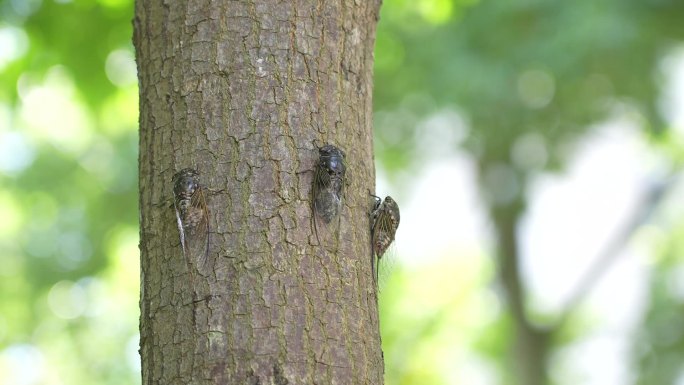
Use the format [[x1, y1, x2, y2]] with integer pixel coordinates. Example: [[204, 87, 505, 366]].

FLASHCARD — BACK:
[[173, 169, 195, 255], [186, 186, 209, 268], [172, 168, 210, 269]]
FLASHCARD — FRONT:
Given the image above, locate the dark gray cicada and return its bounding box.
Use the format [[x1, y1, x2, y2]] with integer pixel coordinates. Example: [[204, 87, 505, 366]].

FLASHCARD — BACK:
[[370, 195, 400, 283], [312, 144, 346, 246], [172, 168, 209, 272]]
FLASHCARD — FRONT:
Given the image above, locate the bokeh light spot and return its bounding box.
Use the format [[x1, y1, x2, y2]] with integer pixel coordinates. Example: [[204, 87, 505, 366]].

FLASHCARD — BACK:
[[0, 191, 23, 236], [19, 67, 93, 154], [106, 226, 140, 289], [105, 49, 137, 87], [98, 0, 130, 9], [8, 0, 42, 17], [511, 132, 548, 170], [57, 231, 93, 270], [416, 0, 453, 24], [0, 344, 46, 385], [100, 87, 139, 134], [517, 69, 556, 109], [79, 137, 116, 186], [658, 45, 684, 135], [0, 25, 28, 70], [47, 280, 87, 319], [415, 108, 469, 158], [0, 131, 35, 175]]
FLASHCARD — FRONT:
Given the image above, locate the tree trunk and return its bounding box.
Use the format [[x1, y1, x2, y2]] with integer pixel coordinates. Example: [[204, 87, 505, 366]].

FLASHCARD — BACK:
[[491, 202, 551, 385], [134, 1, 383, 384], [477, 151, 553, 385]]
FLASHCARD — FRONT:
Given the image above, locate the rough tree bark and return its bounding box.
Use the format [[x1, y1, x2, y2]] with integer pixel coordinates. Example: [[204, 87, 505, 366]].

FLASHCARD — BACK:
[[134, 1, 383, 384]]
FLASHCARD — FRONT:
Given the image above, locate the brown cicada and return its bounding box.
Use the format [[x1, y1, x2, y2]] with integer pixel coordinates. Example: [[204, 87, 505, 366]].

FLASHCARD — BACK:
[[172, 168, 209, 274], [370, 195, 400, 284]]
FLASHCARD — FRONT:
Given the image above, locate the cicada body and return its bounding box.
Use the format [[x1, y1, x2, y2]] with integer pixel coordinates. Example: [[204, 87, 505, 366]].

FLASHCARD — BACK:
[[312, 144, 347, 246], [172, 168, 209, 272], [370, 195, 400, 283]]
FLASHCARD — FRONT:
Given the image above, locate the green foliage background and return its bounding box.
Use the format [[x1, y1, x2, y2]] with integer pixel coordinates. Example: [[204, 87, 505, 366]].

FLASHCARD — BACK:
[[1, 0, 683, 384]]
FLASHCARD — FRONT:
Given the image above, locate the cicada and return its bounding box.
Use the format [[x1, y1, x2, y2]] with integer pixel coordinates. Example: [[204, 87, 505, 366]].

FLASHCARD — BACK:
[[370, 195, 400, 284], [172, 168, 209, 273], [312, 144, 347, 246]]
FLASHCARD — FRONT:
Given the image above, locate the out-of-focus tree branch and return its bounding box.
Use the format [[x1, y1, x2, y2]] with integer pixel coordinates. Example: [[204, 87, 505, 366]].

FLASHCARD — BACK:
[[555, 173, 677, 328]]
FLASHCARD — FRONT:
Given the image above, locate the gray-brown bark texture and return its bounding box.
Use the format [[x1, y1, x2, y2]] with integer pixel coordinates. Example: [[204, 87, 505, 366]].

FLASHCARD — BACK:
[[134, 1, 383, 384]]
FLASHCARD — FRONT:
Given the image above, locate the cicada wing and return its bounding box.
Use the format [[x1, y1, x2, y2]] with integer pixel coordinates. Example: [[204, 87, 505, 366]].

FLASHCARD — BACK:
[[379, 209, 398, 255], [187, 186, 210, 272], [311, 148, 346, 252], [377, 243, 397, 291], [174, 199, 189, 256], [371, 217, 382, 284], [312, 165, 333, 247], [372, 206, 399, 287], [311, 166, 323, 247]]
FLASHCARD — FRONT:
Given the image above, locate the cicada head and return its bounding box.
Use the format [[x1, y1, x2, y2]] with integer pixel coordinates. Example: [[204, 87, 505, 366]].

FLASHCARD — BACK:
[[173, 168, 200, 200], [371, 194, 382, 216], [318, 144, 346, 180], [382, 196, 400, 226]]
